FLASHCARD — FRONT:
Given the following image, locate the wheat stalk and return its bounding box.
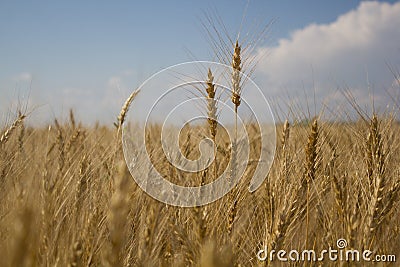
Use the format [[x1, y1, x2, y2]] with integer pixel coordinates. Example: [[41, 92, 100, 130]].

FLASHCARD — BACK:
[[116, 89, 140, 130], [226, 41, 243, 238], [68, 241, 83, 267], [304, 118, 319, 249], [305, 119, 319, 183], [363, 114, 386, 248], [0, 113, 26, 146], [106, 161, 130, 267], [206, 69, 218, 183], [69, 109, 76, 130]]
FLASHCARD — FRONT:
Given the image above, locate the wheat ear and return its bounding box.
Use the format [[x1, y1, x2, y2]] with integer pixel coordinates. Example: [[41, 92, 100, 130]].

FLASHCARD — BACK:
[[363, 115, 386, 248], [0, 113, 26, 146], [231, 40, 242, 113], [116, 89, 140, 129]]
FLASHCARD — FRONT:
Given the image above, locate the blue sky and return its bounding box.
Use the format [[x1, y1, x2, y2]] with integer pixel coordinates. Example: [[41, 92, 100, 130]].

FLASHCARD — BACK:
[[1, 1, 400, 124]]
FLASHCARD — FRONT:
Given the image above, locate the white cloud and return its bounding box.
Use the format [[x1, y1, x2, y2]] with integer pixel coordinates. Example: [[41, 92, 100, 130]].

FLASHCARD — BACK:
[[13, 72, 32, 82], [255, 1, 400, 116], [107, 69, 137, 90], [122, 69, 135, 76], [108, 76, 122, 89], [102, 70, 139, 122]]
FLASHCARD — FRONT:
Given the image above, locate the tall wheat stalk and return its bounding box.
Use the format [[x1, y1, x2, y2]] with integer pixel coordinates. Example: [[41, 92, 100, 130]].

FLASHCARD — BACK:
[[304, 118, 319, 249], [206, 68, 218, 182], [226, 40, 243, 238], [363, 114, 387, 248]]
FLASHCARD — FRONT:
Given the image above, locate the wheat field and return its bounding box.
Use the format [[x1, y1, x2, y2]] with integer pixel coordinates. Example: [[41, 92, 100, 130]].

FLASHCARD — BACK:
[[0, 104, 399, 266]]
